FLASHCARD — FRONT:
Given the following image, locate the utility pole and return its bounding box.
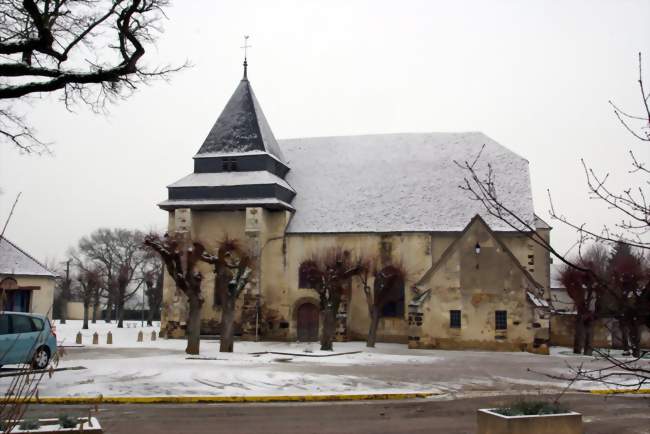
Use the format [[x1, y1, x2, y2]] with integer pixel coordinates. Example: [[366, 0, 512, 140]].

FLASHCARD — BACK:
[[60, 259, 71, 324]]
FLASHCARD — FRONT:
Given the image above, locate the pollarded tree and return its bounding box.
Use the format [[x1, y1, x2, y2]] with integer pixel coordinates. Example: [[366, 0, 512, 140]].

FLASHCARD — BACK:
[[606, 242, 649, 357], [144, 233, 205, 355], [357, 262, 406, 348], [557, 244, 608, 355], [302, 250, 361, 351], [200, 239, 252, 353], [0, 0, 186, 153]]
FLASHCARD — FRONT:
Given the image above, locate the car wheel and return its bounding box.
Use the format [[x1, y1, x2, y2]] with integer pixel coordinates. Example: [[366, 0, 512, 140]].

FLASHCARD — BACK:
[[32, 347, 50, 370]]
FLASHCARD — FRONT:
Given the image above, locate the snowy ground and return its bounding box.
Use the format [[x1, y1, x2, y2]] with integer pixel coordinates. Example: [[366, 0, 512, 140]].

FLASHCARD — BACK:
[[1, 320, 645, 398]]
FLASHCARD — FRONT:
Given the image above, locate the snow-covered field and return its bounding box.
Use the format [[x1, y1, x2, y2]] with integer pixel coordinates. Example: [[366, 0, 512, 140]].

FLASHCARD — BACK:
[[23, 320, 442, 397], [1, 320, 642, 398]]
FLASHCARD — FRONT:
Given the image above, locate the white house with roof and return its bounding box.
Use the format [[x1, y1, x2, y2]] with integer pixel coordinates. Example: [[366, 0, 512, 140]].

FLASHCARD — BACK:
[[0, 237, 56, 318]]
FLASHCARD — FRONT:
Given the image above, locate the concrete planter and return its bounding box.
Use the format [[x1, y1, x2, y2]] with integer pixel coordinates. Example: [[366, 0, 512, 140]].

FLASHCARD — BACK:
[[477, 408, 582, 434], [7, 417, 102, 433]]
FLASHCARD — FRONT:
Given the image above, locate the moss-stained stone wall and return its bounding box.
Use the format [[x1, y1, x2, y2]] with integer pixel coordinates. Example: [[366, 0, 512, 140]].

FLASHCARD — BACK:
[[409, 216, 549, 354], [161, 210, 551, 354]]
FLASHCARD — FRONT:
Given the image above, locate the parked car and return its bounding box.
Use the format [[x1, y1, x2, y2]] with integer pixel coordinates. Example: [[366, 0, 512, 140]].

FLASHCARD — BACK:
[[0, 311, 57, 369]]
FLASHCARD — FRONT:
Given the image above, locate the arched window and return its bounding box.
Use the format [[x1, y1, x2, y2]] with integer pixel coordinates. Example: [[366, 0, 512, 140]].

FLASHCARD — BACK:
[[375, 265, 405, 318], [298, 260, 319, 289]]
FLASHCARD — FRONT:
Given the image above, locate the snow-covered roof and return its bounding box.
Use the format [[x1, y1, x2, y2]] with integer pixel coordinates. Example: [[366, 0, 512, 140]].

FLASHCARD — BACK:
[[195, 78, 285, 162], [279, 132, 534, 233], [527, 291, 550, 308], [0, 237, 55, 278], [168, 171, 294, 192]]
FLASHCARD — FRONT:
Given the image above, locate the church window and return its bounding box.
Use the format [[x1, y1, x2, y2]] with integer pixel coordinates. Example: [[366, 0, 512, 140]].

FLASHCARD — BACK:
[[299, 260, 318, 289], [377, 265, 405, 318], [495, 310, 508, 330], [449, 310, 461, 328], [221, 158, 238, 171]]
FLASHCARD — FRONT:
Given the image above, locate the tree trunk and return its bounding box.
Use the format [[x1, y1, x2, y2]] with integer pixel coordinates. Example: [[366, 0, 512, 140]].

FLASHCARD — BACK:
[[629, 319, 641, 358], [91, 302, 98, 324], [573, 313, 584, 354], [147, 305, 154, 326], [185, 294, 202, 355], [117, 295, 125, 328], [220, 298, 236, 353], [59, 298, 67, 324], [117, 303, 124, 328], [82, 301, 89, 330], [583, 318, 594, 356], [366, 306, 380, 348], [105, 300, 113, 323], [320, 307, 336, 351]]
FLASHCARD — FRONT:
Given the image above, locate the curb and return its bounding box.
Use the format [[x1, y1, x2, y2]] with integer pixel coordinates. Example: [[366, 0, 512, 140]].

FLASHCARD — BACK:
[[588, 388, 650, 395], [18, 392, 436, 405]]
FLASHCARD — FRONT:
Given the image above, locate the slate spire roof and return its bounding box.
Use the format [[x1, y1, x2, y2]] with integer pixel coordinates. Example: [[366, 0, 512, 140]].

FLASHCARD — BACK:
[[159, 64, 295, 212], [195, 64, 285, 162]]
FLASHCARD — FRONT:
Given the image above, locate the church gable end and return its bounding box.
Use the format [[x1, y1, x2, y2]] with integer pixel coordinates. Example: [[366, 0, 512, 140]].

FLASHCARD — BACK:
[[408, 215, 549, 354]]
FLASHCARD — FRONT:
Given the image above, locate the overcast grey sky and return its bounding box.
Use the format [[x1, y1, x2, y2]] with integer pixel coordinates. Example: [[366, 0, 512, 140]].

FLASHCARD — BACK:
[[1, 0, 649, 263]]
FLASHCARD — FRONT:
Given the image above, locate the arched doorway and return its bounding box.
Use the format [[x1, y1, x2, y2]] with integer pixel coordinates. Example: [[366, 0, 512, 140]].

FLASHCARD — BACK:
[[297, 303, 319, 342]]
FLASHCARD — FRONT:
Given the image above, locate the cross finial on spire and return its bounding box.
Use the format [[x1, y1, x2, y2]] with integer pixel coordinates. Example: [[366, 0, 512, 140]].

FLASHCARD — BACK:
[[241, 35, 251, 79]]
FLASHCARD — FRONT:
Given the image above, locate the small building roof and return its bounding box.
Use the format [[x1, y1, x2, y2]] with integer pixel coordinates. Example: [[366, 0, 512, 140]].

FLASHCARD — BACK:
[[195, 77, 285, 162], [0, 237, 55, 278], [280, 132, 534, 234]]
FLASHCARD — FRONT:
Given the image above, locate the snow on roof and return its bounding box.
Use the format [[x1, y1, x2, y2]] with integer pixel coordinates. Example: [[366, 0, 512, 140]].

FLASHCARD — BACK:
[[195, 79, 285, 162], [168, 171, 294, 192], [279, 132, 534, 233], [0, 237, 55, 278], [527, 291, 550, 308]]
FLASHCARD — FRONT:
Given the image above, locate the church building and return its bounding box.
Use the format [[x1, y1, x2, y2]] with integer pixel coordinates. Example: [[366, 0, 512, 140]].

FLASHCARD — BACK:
[[157, 61, 552, 354]]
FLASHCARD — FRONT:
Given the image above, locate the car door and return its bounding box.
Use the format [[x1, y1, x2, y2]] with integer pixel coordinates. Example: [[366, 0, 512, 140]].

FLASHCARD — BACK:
[[10, 314, 39, 363], [0, 313, 17, 365]]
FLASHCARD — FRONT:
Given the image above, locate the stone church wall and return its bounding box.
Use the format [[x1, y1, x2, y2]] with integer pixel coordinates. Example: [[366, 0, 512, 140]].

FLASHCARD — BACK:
[[408, 218, 550, 354], [161, 208, 551, 354]]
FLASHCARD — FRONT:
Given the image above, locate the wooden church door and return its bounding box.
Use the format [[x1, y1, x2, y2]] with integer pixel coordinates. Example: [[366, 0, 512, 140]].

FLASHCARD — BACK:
[[297, 303, 319, 342]]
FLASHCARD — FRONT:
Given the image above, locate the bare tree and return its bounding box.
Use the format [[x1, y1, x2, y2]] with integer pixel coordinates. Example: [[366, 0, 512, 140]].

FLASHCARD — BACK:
[[78, 228, 146, 327], [605, 242, 650, 357], [75, 266, 102, 330], [302, 250, 361, 351], [144, 233, 204, 355], [143, 261, 163, 326], [357, 261, 406, 348], [200, 239, 252, 353], [557, 245, 608, 355], [0, 0, 186, 154]]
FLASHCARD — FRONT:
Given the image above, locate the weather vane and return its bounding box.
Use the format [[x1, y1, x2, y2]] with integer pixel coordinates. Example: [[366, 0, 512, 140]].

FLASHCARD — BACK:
[[241, 35, 251, 78]]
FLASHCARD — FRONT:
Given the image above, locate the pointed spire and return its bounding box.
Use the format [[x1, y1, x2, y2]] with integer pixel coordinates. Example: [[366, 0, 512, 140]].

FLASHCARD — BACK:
[[241, 35, 251, 80]]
